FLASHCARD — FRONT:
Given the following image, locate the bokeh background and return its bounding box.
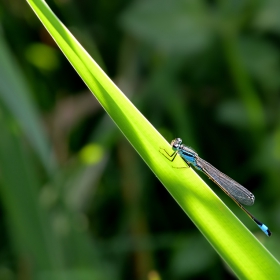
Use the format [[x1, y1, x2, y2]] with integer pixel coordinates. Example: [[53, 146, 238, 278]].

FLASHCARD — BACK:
[[0, 0, 280, 279]]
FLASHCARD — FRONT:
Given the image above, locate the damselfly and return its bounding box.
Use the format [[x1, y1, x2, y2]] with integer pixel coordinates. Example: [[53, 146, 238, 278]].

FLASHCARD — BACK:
[[161, 138, 271, 237]]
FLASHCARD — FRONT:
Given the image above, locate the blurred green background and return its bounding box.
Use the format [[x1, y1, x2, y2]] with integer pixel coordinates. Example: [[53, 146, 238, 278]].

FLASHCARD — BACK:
[[0, 0, 279, 279]]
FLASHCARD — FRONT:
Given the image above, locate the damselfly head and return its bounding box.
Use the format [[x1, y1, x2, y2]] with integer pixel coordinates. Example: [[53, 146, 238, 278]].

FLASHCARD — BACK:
[[171, 138, 182, 151]]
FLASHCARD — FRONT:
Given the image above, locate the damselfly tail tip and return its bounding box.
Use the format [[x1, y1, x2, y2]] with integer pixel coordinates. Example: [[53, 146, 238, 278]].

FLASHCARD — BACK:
[[254, 218, 272, 237], [260, 224, 272, 237], [259, 225, 272, 237]]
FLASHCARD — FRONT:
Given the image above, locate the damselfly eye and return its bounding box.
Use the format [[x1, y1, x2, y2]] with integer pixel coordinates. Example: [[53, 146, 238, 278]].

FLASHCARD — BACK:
[[171, 138, 183, 150], [175, 138, 182, 145]]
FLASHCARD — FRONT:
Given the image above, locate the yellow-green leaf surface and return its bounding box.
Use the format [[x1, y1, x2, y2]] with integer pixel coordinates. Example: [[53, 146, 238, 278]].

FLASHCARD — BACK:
[[26, 0, 280, 278]]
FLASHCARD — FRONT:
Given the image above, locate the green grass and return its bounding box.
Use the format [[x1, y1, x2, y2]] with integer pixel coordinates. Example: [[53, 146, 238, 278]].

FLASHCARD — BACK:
[[26, 0, 280, 278]]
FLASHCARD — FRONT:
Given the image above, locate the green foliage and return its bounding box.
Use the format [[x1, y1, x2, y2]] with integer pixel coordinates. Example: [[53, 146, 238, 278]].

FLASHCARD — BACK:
[[0, 0, 279, 279]]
